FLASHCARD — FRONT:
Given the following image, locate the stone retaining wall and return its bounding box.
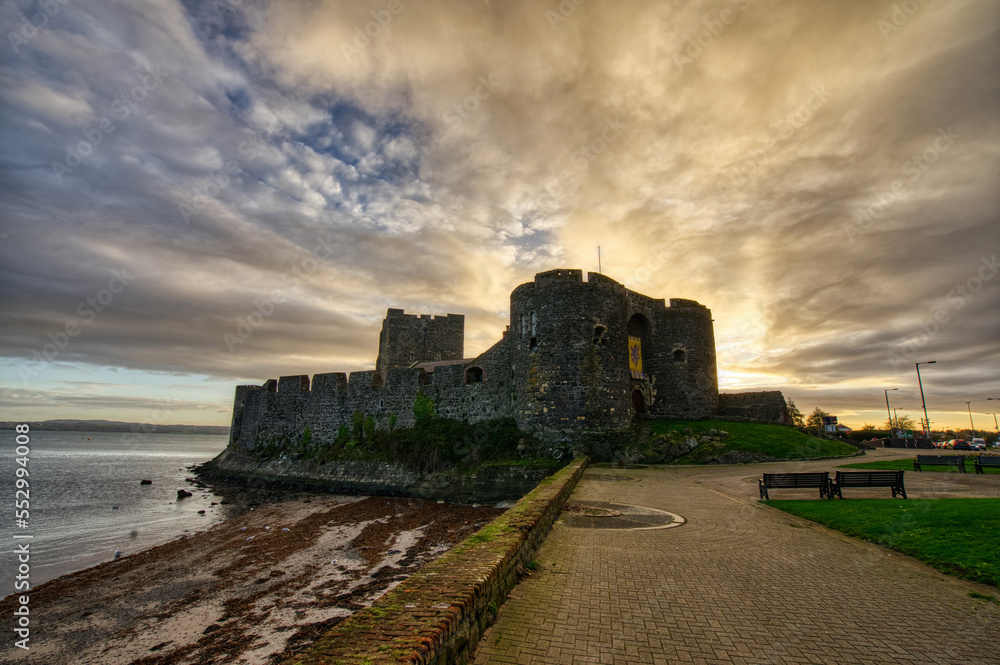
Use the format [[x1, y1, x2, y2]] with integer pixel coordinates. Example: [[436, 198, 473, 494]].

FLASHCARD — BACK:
[[283, 457, 588, 665], [200, 447, 559, 504]]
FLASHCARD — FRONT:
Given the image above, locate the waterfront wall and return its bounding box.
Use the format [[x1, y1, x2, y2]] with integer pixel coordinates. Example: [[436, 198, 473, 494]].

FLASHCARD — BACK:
[[200, 446, 557, 504], [283, 457, 588, 665]]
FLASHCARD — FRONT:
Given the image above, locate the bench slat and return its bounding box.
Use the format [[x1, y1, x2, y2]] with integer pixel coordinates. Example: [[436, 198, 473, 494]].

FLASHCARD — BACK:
[[831, 470, 906, 499], [914, 455, 966, 473], [975, 456, 1000, 473], [759, 472, 830, 500]]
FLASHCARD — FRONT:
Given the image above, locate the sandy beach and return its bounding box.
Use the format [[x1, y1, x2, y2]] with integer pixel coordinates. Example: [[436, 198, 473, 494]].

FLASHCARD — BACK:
[[0, 495, 503, 665]]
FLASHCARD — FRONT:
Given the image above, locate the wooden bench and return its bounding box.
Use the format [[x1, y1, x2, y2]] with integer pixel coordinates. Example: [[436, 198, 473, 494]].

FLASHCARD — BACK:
[[913, 455, 966, 473], [759, 472, 831, 500], [831, 470, 906, 499], [975, 456, 1000, 474]]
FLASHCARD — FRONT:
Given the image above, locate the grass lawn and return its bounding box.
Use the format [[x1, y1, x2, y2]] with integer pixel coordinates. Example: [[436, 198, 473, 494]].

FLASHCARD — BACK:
[[650, 419, 857, 463], [764, 498, 1000, 587], [839, 457, 999, 473]]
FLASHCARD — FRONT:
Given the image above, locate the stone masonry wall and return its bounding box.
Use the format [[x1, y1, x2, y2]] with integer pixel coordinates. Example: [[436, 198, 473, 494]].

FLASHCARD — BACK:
[[509, 270, 634, 438], [717, 391, 790, 424], [231, 343, 518, 451], [375, 308, 464, 376], [645, 298, 718, 418]]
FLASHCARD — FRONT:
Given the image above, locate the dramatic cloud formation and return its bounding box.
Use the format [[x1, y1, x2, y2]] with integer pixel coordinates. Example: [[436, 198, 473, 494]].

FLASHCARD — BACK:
[[1, 0, 997, 429]]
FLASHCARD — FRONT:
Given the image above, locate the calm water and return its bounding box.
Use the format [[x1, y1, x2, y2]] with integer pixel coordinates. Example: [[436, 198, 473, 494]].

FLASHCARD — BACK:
[[0, 431, 235, 597]]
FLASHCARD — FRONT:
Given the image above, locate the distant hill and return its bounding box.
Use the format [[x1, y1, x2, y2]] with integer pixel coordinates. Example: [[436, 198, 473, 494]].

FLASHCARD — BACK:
[[0, 420, 229, 435]]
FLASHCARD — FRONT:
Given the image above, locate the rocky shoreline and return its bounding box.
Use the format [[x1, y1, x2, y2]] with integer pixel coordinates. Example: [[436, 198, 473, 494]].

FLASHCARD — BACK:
[[0, 495, 503, 665]]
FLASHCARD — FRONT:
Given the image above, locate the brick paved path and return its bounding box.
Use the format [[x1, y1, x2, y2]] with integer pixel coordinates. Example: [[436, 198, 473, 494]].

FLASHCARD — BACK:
[[474, 465, 1000, 664]]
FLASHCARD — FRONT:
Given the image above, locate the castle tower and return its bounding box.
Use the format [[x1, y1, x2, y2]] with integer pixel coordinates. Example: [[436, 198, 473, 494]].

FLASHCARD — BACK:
[[507, 270, 718, 437], [375, 308, 465, 377]]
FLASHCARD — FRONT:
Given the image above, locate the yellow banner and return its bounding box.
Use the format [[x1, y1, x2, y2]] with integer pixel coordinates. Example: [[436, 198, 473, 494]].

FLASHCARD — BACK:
[[628, 335, 642, 373]]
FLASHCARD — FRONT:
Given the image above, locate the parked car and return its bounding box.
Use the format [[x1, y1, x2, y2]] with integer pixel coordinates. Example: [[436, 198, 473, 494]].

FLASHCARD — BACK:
[[952, 441, 972, 451], [971, 438, 987, 450]]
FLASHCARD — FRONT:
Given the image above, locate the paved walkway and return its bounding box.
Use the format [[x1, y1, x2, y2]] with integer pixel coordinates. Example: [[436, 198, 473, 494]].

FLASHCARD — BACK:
[[473, 456, 1000, 664]]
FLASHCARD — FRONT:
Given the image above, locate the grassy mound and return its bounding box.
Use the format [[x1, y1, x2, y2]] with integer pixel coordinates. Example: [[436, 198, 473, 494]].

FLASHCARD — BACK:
[[765, 498, 1000, 587], [649, 419, 857, 464]]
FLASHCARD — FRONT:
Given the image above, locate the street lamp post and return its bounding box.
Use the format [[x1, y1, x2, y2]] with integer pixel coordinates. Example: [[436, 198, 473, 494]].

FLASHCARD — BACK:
[[915, 361, 936, 440], [893, 408, 900, 435], [988, 399, 1000, 444], [884, 388, 898, 437], [965, 401, 975, 437]]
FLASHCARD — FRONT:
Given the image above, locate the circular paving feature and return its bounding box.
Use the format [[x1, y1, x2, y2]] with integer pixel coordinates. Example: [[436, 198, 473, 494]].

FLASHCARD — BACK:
[[561, 501, 685, 530]]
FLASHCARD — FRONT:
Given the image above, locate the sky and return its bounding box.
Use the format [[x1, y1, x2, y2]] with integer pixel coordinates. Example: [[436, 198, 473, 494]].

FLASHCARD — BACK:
[[1, 0, 998, 432]]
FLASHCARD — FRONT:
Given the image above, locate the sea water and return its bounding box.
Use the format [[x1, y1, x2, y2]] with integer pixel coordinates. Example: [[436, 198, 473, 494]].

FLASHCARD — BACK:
[[0, 431, 232, 597]]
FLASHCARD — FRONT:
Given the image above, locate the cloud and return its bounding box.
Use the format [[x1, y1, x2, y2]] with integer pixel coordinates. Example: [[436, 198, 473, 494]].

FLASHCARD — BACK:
[[0, 386, 229, 415], [0, 0, 997, 428]]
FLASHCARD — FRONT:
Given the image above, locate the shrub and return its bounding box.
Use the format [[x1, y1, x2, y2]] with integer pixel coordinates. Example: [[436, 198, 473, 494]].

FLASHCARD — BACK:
[[352, 410, 364, 440], [413, 392, 436, 426]]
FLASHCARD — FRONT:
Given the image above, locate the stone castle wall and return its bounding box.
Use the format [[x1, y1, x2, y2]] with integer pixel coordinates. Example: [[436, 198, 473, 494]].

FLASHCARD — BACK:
[[716, 391, 790, 425], [229, 363, 519, 451]]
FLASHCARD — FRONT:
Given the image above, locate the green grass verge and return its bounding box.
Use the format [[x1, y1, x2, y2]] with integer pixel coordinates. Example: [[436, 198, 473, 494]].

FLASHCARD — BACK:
[[839, 458, 998, 472], [764, 498, 1000, 587], [650, 419, 857, 464]]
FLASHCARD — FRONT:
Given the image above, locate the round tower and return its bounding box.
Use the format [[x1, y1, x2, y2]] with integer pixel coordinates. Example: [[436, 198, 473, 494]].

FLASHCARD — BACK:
[[507, 269, 718, 440]]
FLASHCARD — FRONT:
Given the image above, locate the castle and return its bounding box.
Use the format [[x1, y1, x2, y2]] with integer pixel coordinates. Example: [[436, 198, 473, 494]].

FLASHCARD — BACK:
[[229, 269, 789, 450]]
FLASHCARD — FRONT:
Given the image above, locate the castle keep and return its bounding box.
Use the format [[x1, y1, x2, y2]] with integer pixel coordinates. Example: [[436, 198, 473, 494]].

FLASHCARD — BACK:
[[229, 269, 786, 450]]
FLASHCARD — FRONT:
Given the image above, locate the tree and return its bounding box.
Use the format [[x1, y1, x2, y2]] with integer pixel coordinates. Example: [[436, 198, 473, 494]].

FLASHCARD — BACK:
[[885, 414, 916, 431], [806, 407, 831, 430], [786, 399, 805, 427], [859, 423, 877, 432]]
